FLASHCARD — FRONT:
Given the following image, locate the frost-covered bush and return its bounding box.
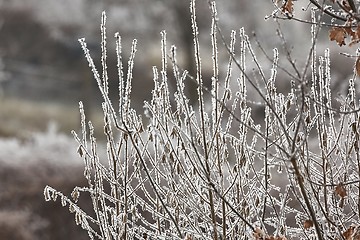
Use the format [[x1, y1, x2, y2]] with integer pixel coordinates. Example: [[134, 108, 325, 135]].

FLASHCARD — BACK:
[[45, 0, 360, 239]]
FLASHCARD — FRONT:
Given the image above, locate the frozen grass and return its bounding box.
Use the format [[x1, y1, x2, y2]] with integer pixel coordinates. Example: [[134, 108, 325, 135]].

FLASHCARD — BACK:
[[44, 0, 360, 239]]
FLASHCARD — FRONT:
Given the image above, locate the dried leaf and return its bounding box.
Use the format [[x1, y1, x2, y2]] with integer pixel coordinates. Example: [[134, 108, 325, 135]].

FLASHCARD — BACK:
[[303, 219, 314, 229], [265, 236, 287, 240], [329, 27, 347, 46], [348, 26, 360, 46], [335, 183, 347, 198], [184, 235, 193, 240], [254, 228, 287, 240], [71, 188, 80, 203], [281, 0, 294, 14], [77, 146, 84, 157], [344, 26, 356, 40], [355, 227, 360, 240], [356, 57, 360, 76], [253, 227, 265, 239], [343, 226, 355, 240]]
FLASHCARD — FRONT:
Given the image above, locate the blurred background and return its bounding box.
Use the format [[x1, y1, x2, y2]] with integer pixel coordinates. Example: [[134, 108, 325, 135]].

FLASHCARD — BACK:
[[0, 0, 356, 239], [0, 0, 281, 139]]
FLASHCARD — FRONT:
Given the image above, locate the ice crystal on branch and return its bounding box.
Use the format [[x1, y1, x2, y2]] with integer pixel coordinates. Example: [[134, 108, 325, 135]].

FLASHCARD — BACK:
[[45, 1, 360, 239]]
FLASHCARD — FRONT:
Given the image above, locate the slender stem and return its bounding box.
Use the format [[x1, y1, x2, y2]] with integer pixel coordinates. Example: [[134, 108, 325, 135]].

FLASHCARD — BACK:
[[290, 155, 324, 240]]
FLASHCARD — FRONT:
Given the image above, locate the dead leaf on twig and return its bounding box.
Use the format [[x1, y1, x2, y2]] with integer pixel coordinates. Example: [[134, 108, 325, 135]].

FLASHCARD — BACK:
[[253, 227, 287, 240], [355, 57, 360, 76], [281, 0, 294, 15], [343, 226, 354, 239], [329, 27, 347, 46], [303, 219, 314, 229], [335, 183, 347, 198], [342, 225, 360, 240]]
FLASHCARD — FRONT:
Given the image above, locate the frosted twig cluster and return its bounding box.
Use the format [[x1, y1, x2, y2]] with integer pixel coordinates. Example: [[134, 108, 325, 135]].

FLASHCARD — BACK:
[[45, 1, 360, 239]]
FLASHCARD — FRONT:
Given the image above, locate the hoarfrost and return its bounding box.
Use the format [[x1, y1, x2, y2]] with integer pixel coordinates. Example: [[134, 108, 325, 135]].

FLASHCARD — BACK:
[[43, 1, 360, 240]]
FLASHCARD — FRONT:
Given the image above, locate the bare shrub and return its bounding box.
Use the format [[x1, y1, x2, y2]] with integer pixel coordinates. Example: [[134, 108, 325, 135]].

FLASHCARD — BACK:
[[45, 0, 360, 239]]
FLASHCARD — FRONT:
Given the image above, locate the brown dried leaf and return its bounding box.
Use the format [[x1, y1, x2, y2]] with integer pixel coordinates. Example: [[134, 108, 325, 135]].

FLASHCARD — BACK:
[[355, 227, 360, 240], [265, 236, 287, 240], [253, 227, 265, 239], [335, 183, 347, 198], [349, 25, 360, 46], [356, 25, 360, 39], [344, 26, 356, 40], [329, 27, 347, 46], [253, 227, 288, 240], [343, 226, 355, 240], [183, 235, 193, 240], [356, 57, 360, 76], [303, 219, 314, 229], [281, 0, 294, 14]]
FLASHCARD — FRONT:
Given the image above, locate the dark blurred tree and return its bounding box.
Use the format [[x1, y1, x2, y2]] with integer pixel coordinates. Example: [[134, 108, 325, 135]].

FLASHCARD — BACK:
[[0, 8, 73, 66]]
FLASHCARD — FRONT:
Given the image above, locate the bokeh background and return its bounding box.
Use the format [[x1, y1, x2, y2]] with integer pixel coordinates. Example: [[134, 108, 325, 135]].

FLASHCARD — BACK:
[[0, 0, 356, 239]]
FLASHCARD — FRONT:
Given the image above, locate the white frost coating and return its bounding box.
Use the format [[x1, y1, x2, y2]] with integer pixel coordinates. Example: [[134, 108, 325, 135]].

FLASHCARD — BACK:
[[42, 2, 360, 240]]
